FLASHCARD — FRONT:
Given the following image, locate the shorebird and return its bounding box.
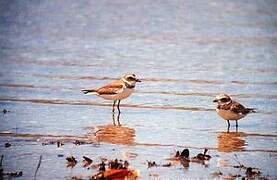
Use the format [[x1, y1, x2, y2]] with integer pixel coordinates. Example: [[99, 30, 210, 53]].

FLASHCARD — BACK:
[[213, 94, 255, 130], [82, 74, 141, 113]]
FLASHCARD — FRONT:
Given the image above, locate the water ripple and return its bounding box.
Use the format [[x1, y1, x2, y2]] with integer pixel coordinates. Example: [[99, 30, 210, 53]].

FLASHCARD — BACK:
[[1, 83, 277, 100], [31, 73, 277, 85], [0, 97, 214, 112], [0, 131, 276, 153]]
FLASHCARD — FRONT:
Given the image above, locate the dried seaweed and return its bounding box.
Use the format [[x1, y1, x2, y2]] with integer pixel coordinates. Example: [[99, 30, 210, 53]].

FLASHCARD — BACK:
[[66, 156, 77, 168]]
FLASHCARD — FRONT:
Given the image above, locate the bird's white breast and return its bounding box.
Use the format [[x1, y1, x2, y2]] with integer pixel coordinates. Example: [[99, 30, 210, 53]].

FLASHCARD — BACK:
[[116, 87, 134, 100], [99, 88, 134, 101], [216, 108, 245, 121]]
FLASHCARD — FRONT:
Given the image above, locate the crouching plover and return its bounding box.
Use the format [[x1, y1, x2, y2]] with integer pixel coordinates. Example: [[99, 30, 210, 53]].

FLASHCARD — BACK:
[[82, 74, 141, 113], [213, 94, 255, 130]]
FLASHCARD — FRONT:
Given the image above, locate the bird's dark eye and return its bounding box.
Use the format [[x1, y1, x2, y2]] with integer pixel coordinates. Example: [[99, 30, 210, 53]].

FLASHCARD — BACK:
[[127, 76, 135, 81], [220, 98, 229, 102]]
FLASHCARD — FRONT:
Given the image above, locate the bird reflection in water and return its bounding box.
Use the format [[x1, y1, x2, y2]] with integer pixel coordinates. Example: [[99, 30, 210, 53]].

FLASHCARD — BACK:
[[90, 114, 135, 145], [217, 131, 247, 152], [112, 112, 121, 126]]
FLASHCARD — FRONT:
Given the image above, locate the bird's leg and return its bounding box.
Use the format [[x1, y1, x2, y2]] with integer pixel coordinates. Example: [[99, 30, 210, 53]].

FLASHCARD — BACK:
[[117, 113, 121, 126], [227, 120, 230, 132], [117, 100, 121, 114], [235, 120, 238, 132], [112, 100, 117, 114], [112, 113, 116, 125]]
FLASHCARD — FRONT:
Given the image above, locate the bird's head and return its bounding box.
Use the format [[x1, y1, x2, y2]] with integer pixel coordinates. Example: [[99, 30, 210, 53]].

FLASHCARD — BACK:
[[122, 74, 141, 87], [213, 94, 232, 105]]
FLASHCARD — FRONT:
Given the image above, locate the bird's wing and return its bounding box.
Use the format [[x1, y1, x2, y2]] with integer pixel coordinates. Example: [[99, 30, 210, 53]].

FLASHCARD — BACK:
[[229, 101, 249, 114], [96, 81, 124, 95]]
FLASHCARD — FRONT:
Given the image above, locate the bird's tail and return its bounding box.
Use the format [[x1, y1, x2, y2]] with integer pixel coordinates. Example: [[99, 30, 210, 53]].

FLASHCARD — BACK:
[[81, 89, 97, 95], [247, 108, 256, 113]]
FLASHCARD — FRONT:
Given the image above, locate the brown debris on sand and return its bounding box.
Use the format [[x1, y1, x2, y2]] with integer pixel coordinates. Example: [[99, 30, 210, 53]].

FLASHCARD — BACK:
[[191, 148, 211, 163], [66, 156, 77, 168], [4, 142, 11, 148], [174, 148, 190, 159], [73, 140, 86, 145], [57, 141, 64, 147], [246, 167, 261, 178], [211, 154, 265, 179], [0, 155, 23, 178], [82, 156, 93, 168], [166, 148, 190, 167], [92, 159, 139, 180], [4, 171, 23, 177], [168, 148, 212, 168], [147, 161, 157, 168], [107, 159, 129, 170], [161, 162, 171, 167], [174, 149, 191, 167], [2, 109, 9, 114], [146, 160, 172, 168], [232, 154, 262, 178]]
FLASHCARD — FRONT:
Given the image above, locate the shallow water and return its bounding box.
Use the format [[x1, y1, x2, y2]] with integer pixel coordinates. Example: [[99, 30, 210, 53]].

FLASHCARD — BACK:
[[0, 0, 277, 179]]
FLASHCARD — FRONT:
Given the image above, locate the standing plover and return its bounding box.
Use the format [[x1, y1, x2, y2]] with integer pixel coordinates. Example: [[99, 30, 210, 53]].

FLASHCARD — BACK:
[[82, 74, 141, 113], [213, 94, 255, 130]]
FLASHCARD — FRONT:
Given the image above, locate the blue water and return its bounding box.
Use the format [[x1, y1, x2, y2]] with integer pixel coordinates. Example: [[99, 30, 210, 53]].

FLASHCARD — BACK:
[[0, 0, 277, 179]]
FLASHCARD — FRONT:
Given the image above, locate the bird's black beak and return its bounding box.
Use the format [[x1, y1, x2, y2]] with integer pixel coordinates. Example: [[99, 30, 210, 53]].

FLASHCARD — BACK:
[[213, 99, 218, 103], [136, 79, 141, 82]]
